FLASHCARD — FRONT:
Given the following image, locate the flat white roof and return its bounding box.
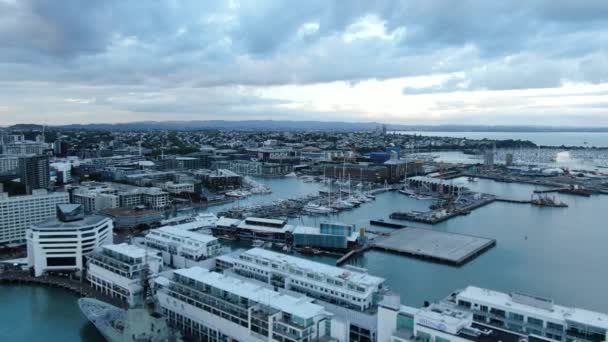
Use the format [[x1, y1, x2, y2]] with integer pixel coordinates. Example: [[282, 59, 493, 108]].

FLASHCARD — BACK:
[[174, 267, 326, 320], [216, 217, 241, 227], [243, 248, 384, 288], [458, 286, 608, 329], [150, 226, 218, 244], [237, 222, 294, 233], [103, 243, 148, 259]]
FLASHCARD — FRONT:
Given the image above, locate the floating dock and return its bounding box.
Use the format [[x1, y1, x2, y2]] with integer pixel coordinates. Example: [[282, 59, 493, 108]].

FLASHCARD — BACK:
[[372, 227, 496, 266]]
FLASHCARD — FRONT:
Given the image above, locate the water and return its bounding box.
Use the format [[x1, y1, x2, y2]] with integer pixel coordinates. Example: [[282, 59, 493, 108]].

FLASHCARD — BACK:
[[395, 131, 608, 147], [0, 285, 104, 342], [4, 175, 608, 340]]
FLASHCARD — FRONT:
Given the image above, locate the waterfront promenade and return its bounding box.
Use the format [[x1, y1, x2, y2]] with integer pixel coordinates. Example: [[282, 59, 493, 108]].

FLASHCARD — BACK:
[[0, 270, 126, 308]]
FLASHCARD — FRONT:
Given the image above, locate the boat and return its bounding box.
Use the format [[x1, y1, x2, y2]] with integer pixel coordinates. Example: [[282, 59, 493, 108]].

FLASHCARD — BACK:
[[252, 239, 265, 247], [79, 298, 181, 342], [303, 203, 336, 214]]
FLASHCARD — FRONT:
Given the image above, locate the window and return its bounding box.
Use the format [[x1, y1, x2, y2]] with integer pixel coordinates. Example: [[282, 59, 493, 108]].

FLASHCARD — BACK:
[[528, 317, 544, 327]]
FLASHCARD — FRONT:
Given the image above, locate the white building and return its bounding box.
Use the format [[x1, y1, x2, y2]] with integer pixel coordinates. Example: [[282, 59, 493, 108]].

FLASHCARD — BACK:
[[377, 297, 526, 342], [218, 248, 386, 312], [144, 226, 221, 268], [454, 286, 608, 342], [0, 189, 70, 245], [0, 155, 18, 175], [163, 181, 194, 194], [70, 182, 169, 213], [87, 243, 163, 307], [155, 267, 337, 341], [26, 204, 113, 277]]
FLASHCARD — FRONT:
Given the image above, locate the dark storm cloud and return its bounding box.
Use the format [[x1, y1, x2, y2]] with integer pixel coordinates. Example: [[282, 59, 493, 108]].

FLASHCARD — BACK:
[[0, 0, 606, 91]]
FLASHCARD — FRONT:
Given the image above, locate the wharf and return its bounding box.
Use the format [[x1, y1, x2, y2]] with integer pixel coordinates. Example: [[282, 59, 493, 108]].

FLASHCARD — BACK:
[[534, 188, 593, 197], [372, 227, 496, 266], [390, 196, 495, 224], [369, 220, 406, 229]]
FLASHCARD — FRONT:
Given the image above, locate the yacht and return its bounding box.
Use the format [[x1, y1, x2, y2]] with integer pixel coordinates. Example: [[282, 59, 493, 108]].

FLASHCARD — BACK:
[[303, 203, 336, 214]]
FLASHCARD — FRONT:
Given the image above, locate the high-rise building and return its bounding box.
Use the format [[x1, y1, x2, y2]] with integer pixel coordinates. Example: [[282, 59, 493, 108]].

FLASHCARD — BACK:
[[0, 189, 70, 245], [18, 155, 50, 194]]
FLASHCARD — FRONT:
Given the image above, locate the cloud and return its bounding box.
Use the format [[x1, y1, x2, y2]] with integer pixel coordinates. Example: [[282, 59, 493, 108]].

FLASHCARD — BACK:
[[0, 0, 607, 125]]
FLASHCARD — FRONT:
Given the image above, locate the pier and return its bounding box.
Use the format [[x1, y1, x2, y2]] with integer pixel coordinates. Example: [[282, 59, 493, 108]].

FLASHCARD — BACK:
[[371, 227, 496, 266]]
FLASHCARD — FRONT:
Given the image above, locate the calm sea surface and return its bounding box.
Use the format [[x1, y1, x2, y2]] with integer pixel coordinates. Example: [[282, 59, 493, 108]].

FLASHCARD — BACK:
[[396, 131, 608, 147], [3, 168, 608, 341]]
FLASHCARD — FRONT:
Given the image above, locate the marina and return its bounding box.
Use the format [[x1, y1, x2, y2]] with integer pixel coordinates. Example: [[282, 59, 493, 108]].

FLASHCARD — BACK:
[[371, 227, 496, 266]]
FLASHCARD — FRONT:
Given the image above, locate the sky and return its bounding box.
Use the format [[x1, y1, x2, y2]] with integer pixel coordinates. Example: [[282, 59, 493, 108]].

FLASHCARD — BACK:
[[0, 0, 607, 127]]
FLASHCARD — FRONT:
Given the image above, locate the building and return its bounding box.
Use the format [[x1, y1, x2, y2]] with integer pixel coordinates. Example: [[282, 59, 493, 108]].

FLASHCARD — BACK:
[[26, 204, 113, 277], [195, 169, 242, 191], [377, 296, 528, 342], [50, 161, 72, 184], [213, 217, 295, 243], [18, 154, 50, 194], [454, 286, 608, 342], [292, 222, 360, 250], [0, 189, 70, 245], [483, 151, 495, 168], [144, 226, 221, 267], [322, 163, 388, 183], [2, 141, 49, 155], [86, 243, 163, 307], [163, 181, 195, 194], [214, 160, 293, 177], [0, 155, 18, 176], [255, 148, 301, 163], [155, 267, 336, 341], [70, 182, 169, 213], [218, 248, 386, 312]]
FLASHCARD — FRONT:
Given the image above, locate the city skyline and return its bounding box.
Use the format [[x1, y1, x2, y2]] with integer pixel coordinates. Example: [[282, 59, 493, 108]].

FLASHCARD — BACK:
[[0, 1, 607, 126]]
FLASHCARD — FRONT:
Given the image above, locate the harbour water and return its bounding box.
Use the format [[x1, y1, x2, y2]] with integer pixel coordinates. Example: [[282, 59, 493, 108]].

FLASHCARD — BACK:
[[3, 175, 608, 341], [395, 131, 608, 147], [0, 285, 104, 342]]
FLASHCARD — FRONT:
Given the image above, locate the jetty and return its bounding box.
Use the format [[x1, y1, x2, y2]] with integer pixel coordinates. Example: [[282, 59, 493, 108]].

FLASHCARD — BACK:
[[372, 227, 496, 266], [369, 220, 406, 229]]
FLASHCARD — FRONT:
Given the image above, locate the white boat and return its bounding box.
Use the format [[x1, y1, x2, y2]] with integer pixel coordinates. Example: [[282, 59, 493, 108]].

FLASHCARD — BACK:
[[252, 239, 265, 247], [303, 203, 336, 214]]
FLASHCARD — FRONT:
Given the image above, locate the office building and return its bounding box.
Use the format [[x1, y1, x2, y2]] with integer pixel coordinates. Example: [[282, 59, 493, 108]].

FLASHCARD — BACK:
[[18, 155, 50, 194], [26, 204, 113, 277], [454, 286, 608, 342], [3, 141, 49, 155], [87, 243, 163, 307], [144, 226, 221, 268], [155, 267, 336, 341], [218, 248, 386, 312], [0, 189, 70, 245]]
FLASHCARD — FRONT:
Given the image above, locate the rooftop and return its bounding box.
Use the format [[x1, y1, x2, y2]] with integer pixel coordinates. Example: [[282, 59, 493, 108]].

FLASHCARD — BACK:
[[102, 243, 148, 259], [458, 286, 608, 329], [32, 214, 110, 230], [173, 267, 326, 320], [149, 226, 217, 244], [243, 248, 385, 287]]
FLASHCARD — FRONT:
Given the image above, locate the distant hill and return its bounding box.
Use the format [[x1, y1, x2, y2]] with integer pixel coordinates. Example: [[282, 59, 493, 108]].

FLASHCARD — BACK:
[[3, 121, 608, 132], [49, 120, 384, 131]]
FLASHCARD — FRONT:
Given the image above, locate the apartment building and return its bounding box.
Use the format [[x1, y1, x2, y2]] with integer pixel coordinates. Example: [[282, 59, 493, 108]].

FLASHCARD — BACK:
[[218, 248, 386, 312], [454, 286, 608, 342], [87, 243, 162, 307], [144, 226, 221, 267], [0, 189, 70, 245], [155, 267, 337, 342]]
